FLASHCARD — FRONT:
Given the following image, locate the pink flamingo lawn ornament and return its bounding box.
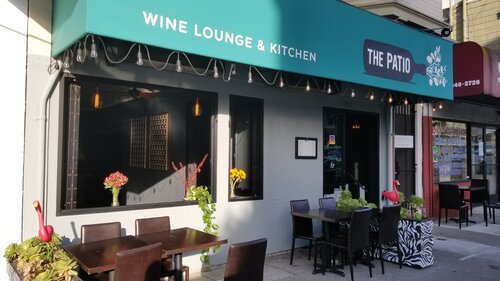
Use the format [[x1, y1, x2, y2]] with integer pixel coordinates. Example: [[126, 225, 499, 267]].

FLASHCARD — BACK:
[[33, 200, 53, 242], [382, 180, 400, 204]]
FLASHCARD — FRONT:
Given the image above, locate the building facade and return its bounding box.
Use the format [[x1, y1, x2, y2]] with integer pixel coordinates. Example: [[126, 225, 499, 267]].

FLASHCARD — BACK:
[[2, 0, 455, 278]]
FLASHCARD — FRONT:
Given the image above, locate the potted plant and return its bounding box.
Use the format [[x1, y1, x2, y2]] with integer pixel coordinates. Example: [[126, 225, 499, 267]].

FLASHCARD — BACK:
[[380, 193, 434, 269], [4, 201, 77, 281]]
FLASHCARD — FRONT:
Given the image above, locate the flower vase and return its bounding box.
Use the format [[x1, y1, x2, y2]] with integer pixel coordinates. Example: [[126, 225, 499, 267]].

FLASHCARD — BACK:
[[111, 188, 120, 207], [230, 188, 235, 198]]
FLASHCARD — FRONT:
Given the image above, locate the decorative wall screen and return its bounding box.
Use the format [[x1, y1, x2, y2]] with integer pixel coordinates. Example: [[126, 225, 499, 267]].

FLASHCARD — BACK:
[[129, 113, 168, 170]]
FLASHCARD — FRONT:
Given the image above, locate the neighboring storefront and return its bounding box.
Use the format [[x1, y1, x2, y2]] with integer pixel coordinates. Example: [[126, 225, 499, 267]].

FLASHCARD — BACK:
[[18, 0, 452, 271], [424, 41, 500, 217]]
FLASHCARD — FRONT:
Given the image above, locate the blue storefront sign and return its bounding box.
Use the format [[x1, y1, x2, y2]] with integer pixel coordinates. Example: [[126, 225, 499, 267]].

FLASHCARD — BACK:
[[52, 0, 453, 99]]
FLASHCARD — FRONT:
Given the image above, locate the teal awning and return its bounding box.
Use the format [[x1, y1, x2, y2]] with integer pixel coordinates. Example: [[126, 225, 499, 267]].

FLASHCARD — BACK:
[[52, 0, 453, 100]]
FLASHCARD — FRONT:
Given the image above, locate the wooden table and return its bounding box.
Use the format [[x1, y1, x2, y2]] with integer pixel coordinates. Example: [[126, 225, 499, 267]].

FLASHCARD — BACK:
[[291, 208, 355, 276], [64, 235, 148, 278], [136, 227, 228, 281]]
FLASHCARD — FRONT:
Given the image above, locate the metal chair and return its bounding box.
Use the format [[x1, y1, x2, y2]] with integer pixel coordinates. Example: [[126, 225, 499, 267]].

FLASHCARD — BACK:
[[289, 199, 322, 265], [465, 179, 489, 217], [78, 222, 122, 281], [223, 238, 267, 281], [114, 242, 162, 281], [370, 204, 402, 274], [135, 216, 189, 281], [321, 208, 373, 281], [438, 184, 469, 229]]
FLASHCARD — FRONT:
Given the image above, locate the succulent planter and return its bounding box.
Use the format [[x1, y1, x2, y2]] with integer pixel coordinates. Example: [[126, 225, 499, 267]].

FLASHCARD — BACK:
[[7, 262, 83, 281], [374, 218, 434, 268]]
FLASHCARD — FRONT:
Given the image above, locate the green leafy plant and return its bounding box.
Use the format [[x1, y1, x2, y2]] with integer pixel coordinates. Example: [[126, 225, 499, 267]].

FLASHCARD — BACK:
[[400, 195, 426, 221], [185, 185, 220, 268], [336, 189, 377, 209], [4, 234, 77, 281]]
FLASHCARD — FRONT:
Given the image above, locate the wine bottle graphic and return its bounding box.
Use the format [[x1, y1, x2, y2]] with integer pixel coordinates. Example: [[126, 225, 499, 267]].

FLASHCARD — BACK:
[[363, 39, 426, 83]]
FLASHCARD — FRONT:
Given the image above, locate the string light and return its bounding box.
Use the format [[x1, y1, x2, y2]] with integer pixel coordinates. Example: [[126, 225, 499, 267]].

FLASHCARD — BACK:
[[438, 103, 443, 109], [176, 53, 182, 72], [231, 63, 236, 75], [76, 43, 84, 63], [404, 97, 408, 105], [432, 105, 436, 112], [247, 67, 253, 84], [66, 34, 421, 102], [213, 60, 219, 78], [136, 45, 143, 66], [90, 36, 98, 58], [92, 85, 101, 109], [63, 52, 71, 69]]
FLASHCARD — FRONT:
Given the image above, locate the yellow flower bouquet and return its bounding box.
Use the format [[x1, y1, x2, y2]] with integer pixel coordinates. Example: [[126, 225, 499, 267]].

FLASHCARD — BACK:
[[229, 168, 246, 197]]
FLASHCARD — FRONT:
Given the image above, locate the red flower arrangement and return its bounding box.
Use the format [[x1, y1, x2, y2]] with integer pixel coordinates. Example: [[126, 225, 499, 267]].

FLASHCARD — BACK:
[[104, 171, 128, 190], [104, 171, 128, 207]]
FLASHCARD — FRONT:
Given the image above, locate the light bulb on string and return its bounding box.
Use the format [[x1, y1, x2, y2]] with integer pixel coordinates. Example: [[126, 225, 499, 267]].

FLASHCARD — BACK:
[[231, 64, 237, 75], [136, 45, 143, 66], [432, 105, 436, 112], [176, 53, 182, 72], [404, 97, 408, 105], [369, 92, 375, 100], [438, 103, 443, 109], [306, 79, 310, 92], [213, 60, 219, 78], [279, 74, 285, 88], [90, 36, 98, 58], [63, 52, 71, 69], [388, 94, 393, 104], [351, 88, 355, 98], [248, 67, 253, 84], [76, 43, 84, 63], [327, 83, 332, 94]]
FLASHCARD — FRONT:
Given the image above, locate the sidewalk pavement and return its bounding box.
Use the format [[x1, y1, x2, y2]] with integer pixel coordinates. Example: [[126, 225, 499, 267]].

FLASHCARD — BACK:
[[191, 207, 500, 281]]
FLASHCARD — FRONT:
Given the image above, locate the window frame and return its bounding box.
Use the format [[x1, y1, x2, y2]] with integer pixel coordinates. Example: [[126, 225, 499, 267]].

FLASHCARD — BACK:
[[56, 75, 218, 216], [229, 94, 264, 201]]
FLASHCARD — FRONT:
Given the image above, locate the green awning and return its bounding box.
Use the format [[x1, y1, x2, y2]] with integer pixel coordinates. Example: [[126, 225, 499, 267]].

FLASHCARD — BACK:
[[52, 0, 453, 100]]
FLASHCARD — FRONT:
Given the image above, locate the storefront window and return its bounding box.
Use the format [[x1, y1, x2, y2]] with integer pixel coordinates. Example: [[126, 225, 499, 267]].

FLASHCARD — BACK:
[[60, 76, 216, 211], [432, 120, 467, 182], [229, 95, 263, 200]]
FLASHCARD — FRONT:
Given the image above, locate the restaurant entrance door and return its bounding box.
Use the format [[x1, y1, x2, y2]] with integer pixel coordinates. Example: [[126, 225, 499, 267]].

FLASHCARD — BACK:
[[323, 108, 379, 206]]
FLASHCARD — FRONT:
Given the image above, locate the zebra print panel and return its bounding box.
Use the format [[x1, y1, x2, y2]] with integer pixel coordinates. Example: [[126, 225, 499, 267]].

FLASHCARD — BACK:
[[373, 219, 434, 268]]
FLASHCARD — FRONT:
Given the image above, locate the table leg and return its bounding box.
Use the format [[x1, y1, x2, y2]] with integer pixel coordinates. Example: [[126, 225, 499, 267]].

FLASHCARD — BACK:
[[108, 270, 114, 281], [174, 253, 183, 281]]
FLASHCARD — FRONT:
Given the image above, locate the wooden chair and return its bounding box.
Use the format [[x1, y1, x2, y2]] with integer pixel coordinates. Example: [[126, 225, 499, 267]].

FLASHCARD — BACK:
[[438, 184, 469, 229], [114, 242, 162, 281], [321, 208, 373, 281], [135, 216, 189, 281], [223, 238, 267, 281], [289, 199, 322, 265], [79, 222, 121, 281], [370, 204, 402, 274]]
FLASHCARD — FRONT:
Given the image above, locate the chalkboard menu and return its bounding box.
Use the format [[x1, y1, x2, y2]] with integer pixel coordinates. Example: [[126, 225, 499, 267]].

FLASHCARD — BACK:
[[432, 120, 467, 182]]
